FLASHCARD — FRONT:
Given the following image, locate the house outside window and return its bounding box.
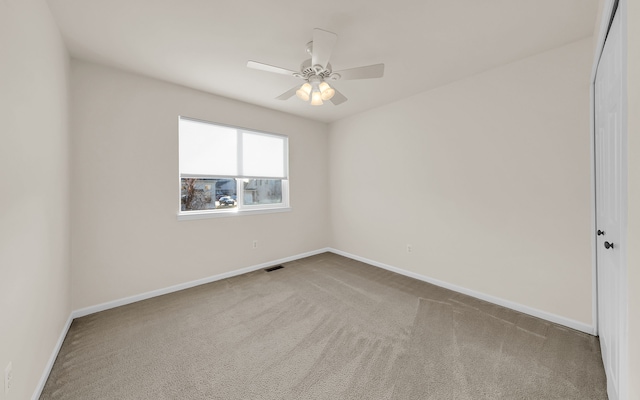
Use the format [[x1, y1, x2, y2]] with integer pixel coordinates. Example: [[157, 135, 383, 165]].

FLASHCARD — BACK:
[[178, 117, 289, 219]]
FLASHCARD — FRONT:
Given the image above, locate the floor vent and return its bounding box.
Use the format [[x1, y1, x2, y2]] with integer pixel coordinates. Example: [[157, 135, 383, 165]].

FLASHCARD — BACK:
[[264, 265, 284, 272]]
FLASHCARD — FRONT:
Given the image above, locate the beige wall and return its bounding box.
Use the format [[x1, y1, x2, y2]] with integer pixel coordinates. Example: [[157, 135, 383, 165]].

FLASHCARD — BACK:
[[0, 3, 616, 397], [625, 0, 639, 397], [70, 60, 329, 310], [0, 0, 71, 399], [329, 38, 594, 326]]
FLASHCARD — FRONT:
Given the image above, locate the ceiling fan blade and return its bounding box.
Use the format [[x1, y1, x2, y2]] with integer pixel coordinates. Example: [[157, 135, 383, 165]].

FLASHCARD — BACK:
[[276, 86, 299, 100], [247, 61, 297, 76], [330, 88, 348, 105], [311, 28, 337, 69], [334, 63, 384, 80]]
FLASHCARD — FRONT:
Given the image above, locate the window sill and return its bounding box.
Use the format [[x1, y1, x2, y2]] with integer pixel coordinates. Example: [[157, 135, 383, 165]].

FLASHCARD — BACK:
[[177, 207, 292, 221]]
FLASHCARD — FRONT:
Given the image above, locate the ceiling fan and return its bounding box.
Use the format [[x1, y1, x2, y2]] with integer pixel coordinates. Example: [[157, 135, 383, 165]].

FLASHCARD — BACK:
[[247, 28, 384, 106]]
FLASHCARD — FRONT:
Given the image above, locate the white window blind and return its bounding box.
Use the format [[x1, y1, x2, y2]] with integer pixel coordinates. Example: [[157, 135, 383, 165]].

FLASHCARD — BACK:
[[179, 118, 237, 177], [179, 117, 288, 179], [242, 131, 286, 179]]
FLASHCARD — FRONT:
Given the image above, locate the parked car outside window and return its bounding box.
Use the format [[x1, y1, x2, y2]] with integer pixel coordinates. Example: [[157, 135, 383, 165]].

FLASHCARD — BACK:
[[218, 196, 236, 206]]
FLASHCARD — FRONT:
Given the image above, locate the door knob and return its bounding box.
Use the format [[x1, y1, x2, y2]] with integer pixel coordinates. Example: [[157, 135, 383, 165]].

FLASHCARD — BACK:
[[604, 241, 615, 249], [597, 230, 606, 236]]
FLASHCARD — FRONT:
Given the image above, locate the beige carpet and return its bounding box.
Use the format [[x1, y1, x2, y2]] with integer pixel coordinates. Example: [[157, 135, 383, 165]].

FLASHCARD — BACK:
[[41, 253, 607, 399]]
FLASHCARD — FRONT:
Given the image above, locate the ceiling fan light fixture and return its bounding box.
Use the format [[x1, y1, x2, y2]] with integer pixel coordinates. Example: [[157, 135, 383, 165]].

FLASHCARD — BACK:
[[310, 90, 324, 106], [296, 83, 312, 101], [319, 81, 335, 101]]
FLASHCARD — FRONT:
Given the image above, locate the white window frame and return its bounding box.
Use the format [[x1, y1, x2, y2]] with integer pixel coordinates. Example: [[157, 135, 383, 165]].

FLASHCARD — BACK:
[[177, 117, 290, 220]]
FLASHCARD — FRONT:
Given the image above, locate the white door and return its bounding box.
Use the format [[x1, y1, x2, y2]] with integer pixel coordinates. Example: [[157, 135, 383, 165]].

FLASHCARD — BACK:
[[595, 8, 626, 400]]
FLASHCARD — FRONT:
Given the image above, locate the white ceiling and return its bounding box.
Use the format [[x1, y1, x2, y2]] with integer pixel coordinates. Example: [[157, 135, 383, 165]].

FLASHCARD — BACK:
[[47, 0, 599, 123]]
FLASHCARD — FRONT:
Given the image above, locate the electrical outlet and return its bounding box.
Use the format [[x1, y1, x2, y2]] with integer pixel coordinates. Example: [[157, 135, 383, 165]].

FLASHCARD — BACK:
[[406, 244, 412, 253], [252, 240, 258, 249], [4, 361, 12, 394]]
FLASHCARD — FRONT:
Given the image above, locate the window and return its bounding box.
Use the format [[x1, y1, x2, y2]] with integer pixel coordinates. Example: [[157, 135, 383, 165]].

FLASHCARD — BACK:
[[178, 117, 289, 218]]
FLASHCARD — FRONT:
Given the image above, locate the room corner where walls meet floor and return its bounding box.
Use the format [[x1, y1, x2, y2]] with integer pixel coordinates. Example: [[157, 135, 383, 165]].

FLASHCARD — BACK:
[[32, 247, 596, 399]]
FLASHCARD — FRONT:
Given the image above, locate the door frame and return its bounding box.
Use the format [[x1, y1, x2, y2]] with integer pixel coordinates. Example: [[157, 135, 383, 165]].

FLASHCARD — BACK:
[[590, 0, 629, 399]]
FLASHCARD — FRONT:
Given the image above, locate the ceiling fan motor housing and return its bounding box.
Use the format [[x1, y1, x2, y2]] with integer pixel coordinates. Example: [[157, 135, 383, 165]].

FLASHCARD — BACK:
[[300, 59, 333, 80]]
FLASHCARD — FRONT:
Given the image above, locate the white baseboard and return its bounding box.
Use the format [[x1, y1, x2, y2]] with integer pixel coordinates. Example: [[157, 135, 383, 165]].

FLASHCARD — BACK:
[[71, 246, 596, 334], [32, 314, 73, 400], [328, 248, 596, 335], [71, 248, 330, 319]]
